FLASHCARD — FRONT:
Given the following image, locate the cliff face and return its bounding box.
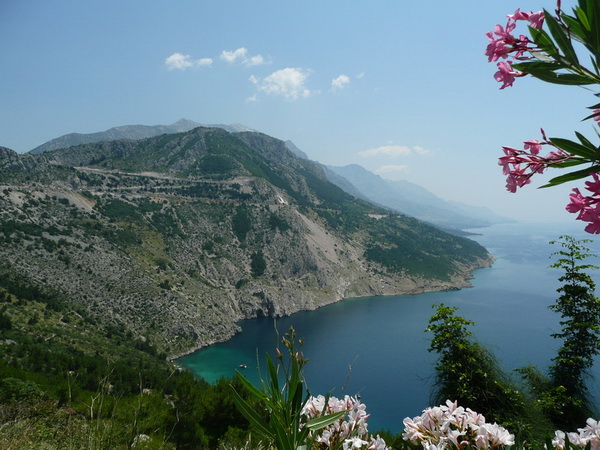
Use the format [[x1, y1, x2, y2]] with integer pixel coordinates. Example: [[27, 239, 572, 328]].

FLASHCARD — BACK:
[[0, 128, 493, 356]]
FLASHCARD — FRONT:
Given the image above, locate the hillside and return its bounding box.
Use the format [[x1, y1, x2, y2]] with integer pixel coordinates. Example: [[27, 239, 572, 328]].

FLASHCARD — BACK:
[[0, 128, 492, 356]]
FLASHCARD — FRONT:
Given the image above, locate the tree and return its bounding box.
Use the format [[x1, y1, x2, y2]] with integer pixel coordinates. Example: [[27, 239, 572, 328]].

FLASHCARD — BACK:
[[486, 0, 600, 233], [250, 251, 267, 278], [548, 235, 600, 425], [425, 304, 532, 434]]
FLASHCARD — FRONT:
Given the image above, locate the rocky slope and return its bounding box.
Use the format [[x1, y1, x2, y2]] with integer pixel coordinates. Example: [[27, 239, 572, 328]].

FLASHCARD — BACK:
[[0, 128, 493, 356]]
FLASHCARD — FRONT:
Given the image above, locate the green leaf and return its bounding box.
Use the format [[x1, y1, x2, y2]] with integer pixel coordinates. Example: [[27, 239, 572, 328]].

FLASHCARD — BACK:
[[265, 353, 280, 394], [587, 0, 600, 55], [305, 410, 348, 430], [576, 132, 596, 149], [550, 137, 597, 158], [540, 165, 600, 188], [562, 14, 588, 44], [529, 27, 559, 57], [231, 387, 273, 439], [576, 5, 591, 31], [544, 11, 580, 65], [235, 371, 267, 400], [512, 60, 563, 71]]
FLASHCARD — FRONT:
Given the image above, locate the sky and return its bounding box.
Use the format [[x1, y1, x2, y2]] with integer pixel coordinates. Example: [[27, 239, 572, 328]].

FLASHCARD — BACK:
[[1, 0, 597, 224]]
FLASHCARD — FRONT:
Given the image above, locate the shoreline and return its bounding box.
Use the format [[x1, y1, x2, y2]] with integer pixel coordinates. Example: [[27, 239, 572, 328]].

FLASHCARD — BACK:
[[168, 255, 494, 362]]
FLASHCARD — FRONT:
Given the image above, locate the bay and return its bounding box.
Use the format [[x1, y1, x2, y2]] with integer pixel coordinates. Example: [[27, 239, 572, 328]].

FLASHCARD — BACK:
[[178, 221, 600, 433]]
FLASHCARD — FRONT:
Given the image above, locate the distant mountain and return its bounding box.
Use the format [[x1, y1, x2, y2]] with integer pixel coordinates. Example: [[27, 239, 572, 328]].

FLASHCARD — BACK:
[[28, 119, 255, 154], [327, 164, 512, 231], [1, 127, 491, 355]]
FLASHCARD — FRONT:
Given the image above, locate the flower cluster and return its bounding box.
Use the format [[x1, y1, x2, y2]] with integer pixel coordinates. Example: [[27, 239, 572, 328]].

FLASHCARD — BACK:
[[402, 400, 515, 449], [498, 133, 568, 192], [551, 418, 600, 449], [301, 395, 389, 449], [566, 174, 600, 233], [485, 8, 545, 88]]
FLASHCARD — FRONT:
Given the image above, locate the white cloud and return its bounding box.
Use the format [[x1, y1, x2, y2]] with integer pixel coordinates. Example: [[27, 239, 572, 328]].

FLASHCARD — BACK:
[[221, 47, 267, 66], [165, 53, 212, 70], [358, 144, 433, 158], [331, 74, 350, 91], [221, 47, 248, 63], [374, 165, 408, 175], [165, 53, 194, 71], [245, 54, 266, 67], [197, 58, 213, 67], [358, 145, 412, 158], [252, 68, 311, 100]]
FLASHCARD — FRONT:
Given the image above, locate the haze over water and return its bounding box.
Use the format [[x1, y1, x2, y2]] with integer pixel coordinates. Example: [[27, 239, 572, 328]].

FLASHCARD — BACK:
[[179, 221, 600, 432]]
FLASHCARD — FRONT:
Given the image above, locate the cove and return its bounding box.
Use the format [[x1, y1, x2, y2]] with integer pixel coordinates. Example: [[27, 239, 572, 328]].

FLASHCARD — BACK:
[[178, 221, 600, 433]]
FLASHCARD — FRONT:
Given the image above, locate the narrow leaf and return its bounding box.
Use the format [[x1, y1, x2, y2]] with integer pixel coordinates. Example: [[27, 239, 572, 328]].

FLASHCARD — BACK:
[[544, 11, 580, 65], [550, 137, 597, 158], [265, 354, 280, 394], [231, 387, 273, 439], [588, 0, 600, 54], [540, 165, 600, 187], [576, 5, 591, 31], [562, 14, 588, 43], [306, 410, 348, 430], [576, 132, 596, 149], [235, 371, 267, 400], [529, 27, 559, 57]]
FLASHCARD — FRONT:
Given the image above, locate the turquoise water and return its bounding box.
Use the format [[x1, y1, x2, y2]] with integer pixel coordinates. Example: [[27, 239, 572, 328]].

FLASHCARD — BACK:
[[178, 222, 600, 432]]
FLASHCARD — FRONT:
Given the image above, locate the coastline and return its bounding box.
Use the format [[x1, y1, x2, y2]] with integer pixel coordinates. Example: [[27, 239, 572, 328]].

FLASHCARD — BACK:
[[169, 253, 494, 362]]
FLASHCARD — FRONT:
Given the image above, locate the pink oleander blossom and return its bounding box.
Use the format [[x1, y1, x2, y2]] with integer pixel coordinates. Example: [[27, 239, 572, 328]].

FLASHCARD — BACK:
[[508, 9, 545, 29], [566, 174, 600, 234], [485, 8, 543, 85], [494, 61, 520, 89], [499, 137, 568, 193]]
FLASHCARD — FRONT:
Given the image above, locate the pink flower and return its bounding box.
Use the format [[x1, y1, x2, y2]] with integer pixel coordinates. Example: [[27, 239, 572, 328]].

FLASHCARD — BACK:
[[524, 139, 543, 155], [528, 11, 545, 29], [584, 173, 600, 193], [494, 61, 520, 89], [485, 34, 511, 62], [566, 188, 587, 214], [507, 8, 544, 29]]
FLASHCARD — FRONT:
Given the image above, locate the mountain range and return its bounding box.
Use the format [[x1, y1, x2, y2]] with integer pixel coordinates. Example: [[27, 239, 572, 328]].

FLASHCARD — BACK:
[[29, 119, 510, 231], [0, 125, 492, 356], [325, 164, 512, 231], [28, 119, 254, 155]]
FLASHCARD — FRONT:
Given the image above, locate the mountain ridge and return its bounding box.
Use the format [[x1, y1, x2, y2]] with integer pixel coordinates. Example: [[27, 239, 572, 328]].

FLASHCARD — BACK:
[[0, 127, 492, 356], [327, 164, 512, 231], [28, 119, 255, 154]]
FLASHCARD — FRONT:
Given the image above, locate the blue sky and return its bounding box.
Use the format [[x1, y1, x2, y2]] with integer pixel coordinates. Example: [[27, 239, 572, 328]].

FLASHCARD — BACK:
[[1, 0, 595, 223]]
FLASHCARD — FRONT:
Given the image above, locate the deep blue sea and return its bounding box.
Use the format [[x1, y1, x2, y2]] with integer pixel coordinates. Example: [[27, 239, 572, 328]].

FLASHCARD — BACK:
[[178, 221, 600, 433]]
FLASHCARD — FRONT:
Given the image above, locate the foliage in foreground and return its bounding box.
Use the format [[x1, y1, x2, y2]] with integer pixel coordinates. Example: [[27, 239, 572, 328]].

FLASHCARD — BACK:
[[486, 0, 600, 233], [0, 282, 253, 449]]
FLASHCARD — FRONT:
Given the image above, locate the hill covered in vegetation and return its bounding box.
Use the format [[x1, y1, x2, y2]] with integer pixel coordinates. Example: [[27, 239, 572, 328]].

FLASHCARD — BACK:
[[0, 127, 492, 356]]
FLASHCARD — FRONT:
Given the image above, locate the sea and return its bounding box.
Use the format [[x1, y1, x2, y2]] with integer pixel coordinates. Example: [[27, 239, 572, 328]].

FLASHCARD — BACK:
[[178, 221, 600, 433]]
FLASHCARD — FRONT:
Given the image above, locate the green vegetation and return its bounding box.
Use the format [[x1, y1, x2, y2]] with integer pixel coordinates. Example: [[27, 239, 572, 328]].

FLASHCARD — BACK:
[[426, 304, 547, 440], [251, 251, 267, 278], [232, 206, 252, 242], [518, 236, 600, 430], [0, 283, 253, 449]]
